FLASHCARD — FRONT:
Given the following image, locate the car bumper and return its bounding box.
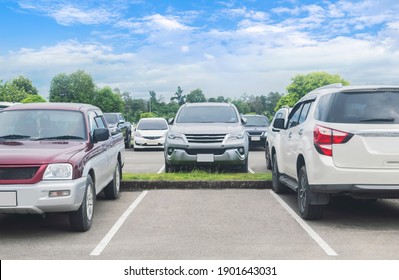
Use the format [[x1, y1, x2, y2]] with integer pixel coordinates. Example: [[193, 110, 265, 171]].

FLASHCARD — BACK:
[[165, 147, 247, 166], [310, 184, 399, 199], [134, 136, 165, 149], [0, 177, 87, 214]]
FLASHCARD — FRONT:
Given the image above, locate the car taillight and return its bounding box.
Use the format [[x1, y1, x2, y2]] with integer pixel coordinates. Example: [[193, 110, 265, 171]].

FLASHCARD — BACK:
[[313, 125, 353, 156]]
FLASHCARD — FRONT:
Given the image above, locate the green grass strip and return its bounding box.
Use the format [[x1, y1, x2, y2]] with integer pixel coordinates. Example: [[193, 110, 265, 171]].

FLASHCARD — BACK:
[[123, 170, 272, 181]]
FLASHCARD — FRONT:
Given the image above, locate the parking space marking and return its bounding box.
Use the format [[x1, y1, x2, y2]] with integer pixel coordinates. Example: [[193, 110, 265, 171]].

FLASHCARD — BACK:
[[269, 190, 338, 256], [157, 165, 165, 174], [248, 167, 255, 174], [90, 190, 149, 256]]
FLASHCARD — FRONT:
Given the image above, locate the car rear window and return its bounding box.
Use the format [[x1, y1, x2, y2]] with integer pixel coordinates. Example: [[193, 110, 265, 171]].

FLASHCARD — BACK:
[[316, 91, 399, 124], [176, 106, 239, 123], [244, 116, 269, 126]]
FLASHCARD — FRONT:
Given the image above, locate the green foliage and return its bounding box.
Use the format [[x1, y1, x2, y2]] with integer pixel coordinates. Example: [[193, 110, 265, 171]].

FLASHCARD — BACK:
[[0, 75, 39, 102], [186, 88, 206, 103], [275, 71, 350, 111], [93, 86, 124, 112], [49, 70, 95, 104], [140, 112, 156, 119], [170, 86, 186, 105], [21, 95, 46, 103]]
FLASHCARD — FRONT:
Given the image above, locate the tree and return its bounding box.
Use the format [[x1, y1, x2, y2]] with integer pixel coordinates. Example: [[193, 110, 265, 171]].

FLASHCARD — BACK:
[[275, 71, 350, 111], [49, 70, 95, 103], [170, 86, 186, 106], [0, 76, 39, 102], [93, 86, 124, 113], [21, 95, 46, 103], [186, 88, 206, 103]]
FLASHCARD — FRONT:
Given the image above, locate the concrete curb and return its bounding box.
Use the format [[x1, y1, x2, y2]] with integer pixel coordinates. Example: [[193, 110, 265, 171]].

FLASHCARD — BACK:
[[121, 180, 272, 191]]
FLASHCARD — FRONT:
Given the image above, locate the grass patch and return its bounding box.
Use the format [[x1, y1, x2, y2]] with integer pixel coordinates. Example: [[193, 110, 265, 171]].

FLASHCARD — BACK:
[[122, 170, 272, 181]]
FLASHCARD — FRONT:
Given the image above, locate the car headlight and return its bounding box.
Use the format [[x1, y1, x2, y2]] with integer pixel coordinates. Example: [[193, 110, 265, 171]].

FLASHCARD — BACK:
[[227, 131, 245, 140], [135, 131, 142, 138], [43, 163, 73, 180], [168, 132, 184, 140]]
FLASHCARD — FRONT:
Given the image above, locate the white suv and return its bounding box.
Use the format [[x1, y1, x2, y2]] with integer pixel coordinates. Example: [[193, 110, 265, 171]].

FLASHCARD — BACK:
[[271, 84, 399, 219]]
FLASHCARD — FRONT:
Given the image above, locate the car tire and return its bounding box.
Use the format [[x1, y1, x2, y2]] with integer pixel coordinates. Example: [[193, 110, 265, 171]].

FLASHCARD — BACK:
[[165, 161, 173, 173], [297, 165, 324, 220], [239, 159, 248, 173], [271, 154, 289, 193], [70, 175, 95, 232], [104, 161, 121, 199], [265, 144, 272, 170]]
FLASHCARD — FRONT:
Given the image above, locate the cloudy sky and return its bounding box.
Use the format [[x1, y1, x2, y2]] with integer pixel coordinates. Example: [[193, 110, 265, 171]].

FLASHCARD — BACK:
[[1, 0, 399, 100]]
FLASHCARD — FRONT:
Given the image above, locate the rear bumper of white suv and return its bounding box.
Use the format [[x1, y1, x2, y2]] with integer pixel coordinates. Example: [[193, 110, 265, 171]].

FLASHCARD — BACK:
[[310, 184, 399, 198]]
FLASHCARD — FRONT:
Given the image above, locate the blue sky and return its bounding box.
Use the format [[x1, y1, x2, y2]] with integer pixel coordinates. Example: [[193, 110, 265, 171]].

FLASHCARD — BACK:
[[1, 0, 399, 100]]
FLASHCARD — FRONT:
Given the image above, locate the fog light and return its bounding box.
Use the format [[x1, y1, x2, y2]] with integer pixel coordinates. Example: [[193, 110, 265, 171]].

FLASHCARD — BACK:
[[238, 147, 245, 155], [49, 190, 70, 197], [167, 148, 174, 155]]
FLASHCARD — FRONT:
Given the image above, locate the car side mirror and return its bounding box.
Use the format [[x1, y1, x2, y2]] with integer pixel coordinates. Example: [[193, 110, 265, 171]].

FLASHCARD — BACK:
[[93, 128, 110, 143], [273, 118, 286, 130], [168, 118, 174, 125], [241, 117, 247, 125]]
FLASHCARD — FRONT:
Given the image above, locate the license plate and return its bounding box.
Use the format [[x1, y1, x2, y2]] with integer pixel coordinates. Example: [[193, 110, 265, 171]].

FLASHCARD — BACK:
[[251, 136, 261, 141], [197, 154, 214, 162], [0, 191, 17, 207], [147, 140, 158, 146]]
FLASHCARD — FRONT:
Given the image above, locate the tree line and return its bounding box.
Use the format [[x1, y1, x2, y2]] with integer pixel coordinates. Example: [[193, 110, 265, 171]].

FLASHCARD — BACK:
[[1, 70, 349, 123]]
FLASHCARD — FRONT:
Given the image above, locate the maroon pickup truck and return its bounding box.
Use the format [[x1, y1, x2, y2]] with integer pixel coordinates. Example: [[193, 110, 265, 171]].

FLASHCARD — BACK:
[[0, 103, 125, 231]]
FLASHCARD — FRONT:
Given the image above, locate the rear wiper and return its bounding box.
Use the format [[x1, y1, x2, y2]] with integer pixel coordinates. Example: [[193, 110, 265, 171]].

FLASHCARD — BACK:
[[34, 135, 84, 141], [0, 134, 31, 140], [360, 118, 395, 122]]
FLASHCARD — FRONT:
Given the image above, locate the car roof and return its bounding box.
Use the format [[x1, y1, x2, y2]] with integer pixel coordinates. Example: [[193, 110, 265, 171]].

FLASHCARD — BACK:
[[139, 117, 167, 122], [2, 102, 101, 113], [183, 102, 233, 107]]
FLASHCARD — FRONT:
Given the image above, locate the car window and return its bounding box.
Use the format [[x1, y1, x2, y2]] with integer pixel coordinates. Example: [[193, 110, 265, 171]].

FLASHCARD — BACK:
[[104, 113, 118, 124], [325, 91, 399, 124], [244, 116, 269, 126], [298, 102, 312, 124], [287, 104, 303, 128], [137, 119, 168, 130], [176, 106, 239, 123]]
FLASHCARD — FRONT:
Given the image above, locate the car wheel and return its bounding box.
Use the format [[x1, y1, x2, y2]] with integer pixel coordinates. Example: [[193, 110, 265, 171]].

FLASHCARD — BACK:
[[104, 161, 121, 199], [271, 154, 288, 193], [70, 175, 95, 232], [239, 159, 248, 173], [165, 161, 173, 173], [265, 144, 272, 170], [297, 165, 324, 220], [125, 133, 131, 148]]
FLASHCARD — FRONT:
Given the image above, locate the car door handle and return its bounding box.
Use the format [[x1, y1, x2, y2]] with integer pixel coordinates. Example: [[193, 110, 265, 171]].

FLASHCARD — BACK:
[[288, 132, 292, 139], [298, 129, 304, 136]]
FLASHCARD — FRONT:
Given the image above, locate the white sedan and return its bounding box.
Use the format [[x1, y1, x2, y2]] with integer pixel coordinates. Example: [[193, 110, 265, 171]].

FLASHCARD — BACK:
[[133, 117, 169, 150]]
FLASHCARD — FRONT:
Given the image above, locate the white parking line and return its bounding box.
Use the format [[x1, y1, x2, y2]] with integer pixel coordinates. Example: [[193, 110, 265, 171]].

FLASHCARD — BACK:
[[90, 190, 148, 256], [248, 167, 255, 174], [269, 190, 338, 256], [157, 165, 165, 174]]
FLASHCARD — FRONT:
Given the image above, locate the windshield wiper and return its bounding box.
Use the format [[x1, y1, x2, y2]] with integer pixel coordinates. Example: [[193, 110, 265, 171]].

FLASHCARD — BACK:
[[0, 134, 31, 140], [360, 118, 395, 122], [34, 135, 84, 141]]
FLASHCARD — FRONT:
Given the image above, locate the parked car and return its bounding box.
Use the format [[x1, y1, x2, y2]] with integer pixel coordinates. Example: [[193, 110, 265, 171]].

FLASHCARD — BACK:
[[265, 107, 291, 170], [271, 84, 399, 220], [0, 103, 125, 231], [104, 112, 132, 148], [242, 114, 269, 149], [133, 117, 169, 150], [0, 102, 21, 110], [164, 102, 249, 172]]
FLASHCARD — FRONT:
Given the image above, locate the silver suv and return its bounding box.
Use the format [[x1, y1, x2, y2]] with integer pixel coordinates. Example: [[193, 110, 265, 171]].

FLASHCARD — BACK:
[[271, 84, 399, 219], [164, 102, 249, 172]]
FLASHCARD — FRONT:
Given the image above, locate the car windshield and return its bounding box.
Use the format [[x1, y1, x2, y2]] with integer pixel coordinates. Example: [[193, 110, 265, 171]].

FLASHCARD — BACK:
[[319, 91, 399, 124], [137, 119, 168, 130], [0, 109, 87, 140], [176, 106, 239, 123], [244, 115, 269, 126], [104, 113, 118, 125]]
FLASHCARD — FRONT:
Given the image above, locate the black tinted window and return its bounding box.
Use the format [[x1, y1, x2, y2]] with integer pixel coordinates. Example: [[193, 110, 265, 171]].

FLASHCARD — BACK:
[[176, 106, 238, 123], [326, 91, 399, 123], [244, 115, 269, 126], [287, 104, 303, 128]]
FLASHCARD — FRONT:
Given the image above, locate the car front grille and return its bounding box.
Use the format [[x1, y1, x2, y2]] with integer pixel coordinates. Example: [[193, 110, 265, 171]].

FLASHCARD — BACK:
[[185, 134, 226, 144], [184, 149, 226, 155], [0, 166, 40, 180], [143, 136, 161, 140], [247, 131, 263, 136]]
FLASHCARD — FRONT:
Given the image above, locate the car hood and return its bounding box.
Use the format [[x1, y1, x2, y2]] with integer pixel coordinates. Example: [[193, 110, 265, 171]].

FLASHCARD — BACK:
[[171, 123, 244, 134], [0, 140, 87, 165]]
